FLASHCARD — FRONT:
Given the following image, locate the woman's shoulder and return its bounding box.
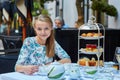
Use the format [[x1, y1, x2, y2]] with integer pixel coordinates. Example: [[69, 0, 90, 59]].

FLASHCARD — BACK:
[[54, 40, 60, 46], [54, 40, 57, 44], [26, 36, 35, 39], [24, 37, 36, 43]]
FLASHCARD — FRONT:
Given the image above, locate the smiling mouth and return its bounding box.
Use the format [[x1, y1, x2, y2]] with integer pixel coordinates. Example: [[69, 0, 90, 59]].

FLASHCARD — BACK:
[[41, 35, 47, 37]]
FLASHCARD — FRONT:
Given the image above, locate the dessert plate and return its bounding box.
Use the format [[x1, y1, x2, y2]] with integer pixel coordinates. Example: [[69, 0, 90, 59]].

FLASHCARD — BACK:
[[79, 36, 104, 40], [79, 48, 103, 54]]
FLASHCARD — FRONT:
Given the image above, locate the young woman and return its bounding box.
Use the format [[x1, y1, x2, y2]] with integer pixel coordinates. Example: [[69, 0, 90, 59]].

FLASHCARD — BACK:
[[15, 14, 71, 75]]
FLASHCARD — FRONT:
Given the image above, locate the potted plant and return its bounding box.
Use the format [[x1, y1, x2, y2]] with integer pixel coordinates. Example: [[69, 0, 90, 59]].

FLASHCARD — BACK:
[[91, 0, 117, 17]]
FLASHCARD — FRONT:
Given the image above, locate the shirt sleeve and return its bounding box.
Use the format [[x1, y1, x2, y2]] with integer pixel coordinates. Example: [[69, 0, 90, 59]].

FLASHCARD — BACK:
[[63, 24, 69, 28], [55, 41, 70, 59], [15, 38, 31, 65]]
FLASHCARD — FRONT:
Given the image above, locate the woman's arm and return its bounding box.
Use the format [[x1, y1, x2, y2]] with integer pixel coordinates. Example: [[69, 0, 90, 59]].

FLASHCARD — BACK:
[[55, 41, 72, 64], [58, 58, 71, 64], [15, 65, 38, 75], [15, 38, 39, 75]]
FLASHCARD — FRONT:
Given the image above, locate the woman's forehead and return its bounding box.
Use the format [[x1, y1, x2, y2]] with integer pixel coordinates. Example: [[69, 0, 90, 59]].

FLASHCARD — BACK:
[[35, 20, 48, 25], [35, 21, 51, 28]]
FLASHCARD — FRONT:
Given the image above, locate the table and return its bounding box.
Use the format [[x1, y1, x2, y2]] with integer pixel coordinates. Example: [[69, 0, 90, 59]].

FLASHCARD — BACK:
[[0, 62, 120, 80], [0, 70, 120, 80], [0, 72, 49, 80]]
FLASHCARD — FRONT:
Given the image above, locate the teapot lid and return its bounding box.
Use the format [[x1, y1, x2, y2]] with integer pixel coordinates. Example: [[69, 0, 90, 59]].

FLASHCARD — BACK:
[[79, 16, 98, 30]]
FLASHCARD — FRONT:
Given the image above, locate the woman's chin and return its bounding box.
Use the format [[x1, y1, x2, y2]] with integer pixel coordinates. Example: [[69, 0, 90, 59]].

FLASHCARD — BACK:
[[41, 37, 48, 41], [38, 35, 50, 41]]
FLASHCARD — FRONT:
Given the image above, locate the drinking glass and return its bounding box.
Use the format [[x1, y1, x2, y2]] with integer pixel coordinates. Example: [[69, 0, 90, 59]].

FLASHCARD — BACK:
[[64, 63, 71, 76], [115, 47, 120, 73], [96, 49, 102, 72], [69, 63, 80, 79]]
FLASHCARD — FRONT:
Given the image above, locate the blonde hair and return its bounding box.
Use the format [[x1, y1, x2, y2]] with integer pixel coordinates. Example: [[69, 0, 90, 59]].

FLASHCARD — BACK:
[[33, 14, 55, 58]]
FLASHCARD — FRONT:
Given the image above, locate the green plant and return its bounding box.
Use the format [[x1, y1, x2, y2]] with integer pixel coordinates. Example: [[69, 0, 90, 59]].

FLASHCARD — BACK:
[[91, 0, 106, 12], [105, 5, 117, 16], [41, 9, 49, 15], [31, 1, 42, 16], [31, 0, 54, 16], [91, 0, 117, 17]]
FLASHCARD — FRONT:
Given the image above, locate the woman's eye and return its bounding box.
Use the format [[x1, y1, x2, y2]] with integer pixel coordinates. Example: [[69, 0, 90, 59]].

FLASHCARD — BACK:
[[45, 27, 49, 30], [36, 27, 50, 31], [37, 28, 41, 30]]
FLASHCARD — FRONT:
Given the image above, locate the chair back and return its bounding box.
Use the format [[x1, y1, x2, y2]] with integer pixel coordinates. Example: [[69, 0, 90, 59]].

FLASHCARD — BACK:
[[0, 35, 22, 54]]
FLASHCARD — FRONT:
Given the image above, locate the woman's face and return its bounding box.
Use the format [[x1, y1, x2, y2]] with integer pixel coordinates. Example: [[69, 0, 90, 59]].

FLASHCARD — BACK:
[[34, 20, 52, 41]]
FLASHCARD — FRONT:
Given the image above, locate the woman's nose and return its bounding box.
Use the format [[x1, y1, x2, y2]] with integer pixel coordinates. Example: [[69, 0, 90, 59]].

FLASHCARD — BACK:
[[41, 30, 45, 34]]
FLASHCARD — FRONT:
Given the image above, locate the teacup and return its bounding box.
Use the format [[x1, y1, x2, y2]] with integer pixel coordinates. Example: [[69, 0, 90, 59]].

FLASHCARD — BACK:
[[84, 66, 97, 75]]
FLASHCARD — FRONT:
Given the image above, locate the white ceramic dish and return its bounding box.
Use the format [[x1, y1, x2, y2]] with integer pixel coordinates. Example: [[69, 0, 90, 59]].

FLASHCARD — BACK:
[[79, 48, 103, 54], [79, 36, 104, 40]]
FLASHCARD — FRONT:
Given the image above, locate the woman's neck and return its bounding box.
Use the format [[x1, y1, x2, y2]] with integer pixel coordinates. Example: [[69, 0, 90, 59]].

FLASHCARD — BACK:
[[36, 36, 46, 45]]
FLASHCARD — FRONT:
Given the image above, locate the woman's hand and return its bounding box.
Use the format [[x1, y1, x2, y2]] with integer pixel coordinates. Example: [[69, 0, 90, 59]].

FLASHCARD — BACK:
[[15, 65, 39, 75], [23, 65, 39, 75]]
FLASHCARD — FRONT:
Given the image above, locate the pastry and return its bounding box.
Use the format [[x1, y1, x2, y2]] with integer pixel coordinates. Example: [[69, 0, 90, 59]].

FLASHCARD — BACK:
[[98, 33, 102, 36], [81, 33, 87, 37], [88, 57, 96, 66], [78, 59, 86, 66], [93, 33, 98, 37], [92, 48, 98, 52], [87, 33, 93, 37], [88, 61, 96, 66], [93, 33, 102, 37], [78, 57, 90, 66]]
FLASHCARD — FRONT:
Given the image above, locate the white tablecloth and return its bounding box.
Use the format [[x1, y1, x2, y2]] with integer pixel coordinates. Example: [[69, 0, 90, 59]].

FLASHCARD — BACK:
[[0, 62, 120, 80], [0, 72, 120, 80], [0, 72, 48, 80], [0, 76, 2, 80]]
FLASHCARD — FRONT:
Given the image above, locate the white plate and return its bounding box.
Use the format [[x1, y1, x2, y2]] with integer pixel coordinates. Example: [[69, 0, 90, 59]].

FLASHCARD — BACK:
[[104, 62, 115, 65], [79, 48, 103, 54], [80, 51, 99, 54], [79, 36, 104, 40]]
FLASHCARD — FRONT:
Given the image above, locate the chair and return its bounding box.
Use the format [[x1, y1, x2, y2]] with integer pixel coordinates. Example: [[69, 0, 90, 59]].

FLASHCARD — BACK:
[[0, 35, 22, 54], [0, 35, 22, 73]]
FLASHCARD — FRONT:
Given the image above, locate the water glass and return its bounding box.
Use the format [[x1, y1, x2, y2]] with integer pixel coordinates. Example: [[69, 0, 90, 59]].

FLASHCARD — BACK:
[[69, 63, 80, 79], [103, 62, 115, 73], [64, 63, 71, 76]]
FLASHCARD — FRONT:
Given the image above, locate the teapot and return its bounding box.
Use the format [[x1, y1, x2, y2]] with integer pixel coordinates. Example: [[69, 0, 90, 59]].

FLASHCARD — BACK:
[[47, 62, 65, 79]]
